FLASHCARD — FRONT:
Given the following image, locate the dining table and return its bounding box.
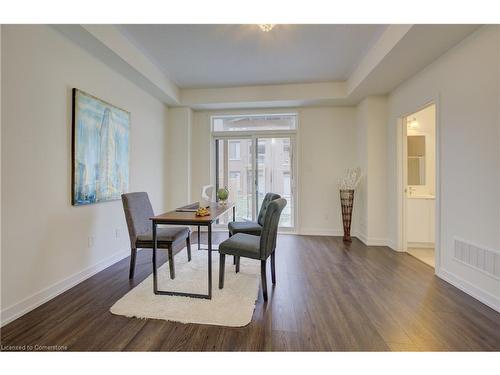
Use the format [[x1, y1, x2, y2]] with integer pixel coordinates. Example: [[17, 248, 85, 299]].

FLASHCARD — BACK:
[[150, 202, 235, 299]]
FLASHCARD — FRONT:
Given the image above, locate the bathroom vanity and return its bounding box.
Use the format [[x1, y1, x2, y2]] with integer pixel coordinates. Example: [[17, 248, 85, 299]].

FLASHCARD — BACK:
[[407, 195, 435, 246]]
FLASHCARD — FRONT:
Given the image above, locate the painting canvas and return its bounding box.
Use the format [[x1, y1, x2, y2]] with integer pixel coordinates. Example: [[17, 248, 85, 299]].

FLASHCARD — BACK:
[[72, 89, 130, 206]]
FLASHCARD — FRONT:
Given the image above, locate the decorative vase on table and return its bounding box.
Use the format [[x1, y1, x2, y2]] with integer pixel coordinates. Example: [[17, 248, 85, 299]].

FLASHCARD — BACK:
[[340, 189, 355, 242], [217, 187, 229, 206]]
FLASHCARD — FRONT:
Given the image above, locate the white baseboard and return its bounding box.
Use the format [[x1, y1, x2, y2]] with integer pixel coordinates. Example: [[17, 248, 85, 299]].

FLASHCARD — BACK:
[[298, 228, 390, 247], [197, 226, 390, 248], [437, 268, 500, 313], [298, 228, 343, 236], [408, 241, 434, 249], [355, 231, 389, 247], [386, 239, 401, 251], [1, 249, 130, 327]]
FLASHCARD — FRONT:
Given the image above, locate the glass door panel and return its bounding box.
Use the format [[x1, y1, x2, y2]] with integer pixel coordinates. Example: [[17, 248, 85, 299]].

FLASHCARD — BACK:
[[215, 138, 254, 224], [215, 136, 295, 229], [256, 137, 294, 228]]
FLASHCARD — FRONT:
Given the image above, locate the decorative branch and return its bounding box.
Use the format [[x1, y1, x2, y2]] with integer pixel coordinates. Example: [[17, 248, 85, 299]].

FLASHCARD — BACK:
[[339, 167, 362, 191]]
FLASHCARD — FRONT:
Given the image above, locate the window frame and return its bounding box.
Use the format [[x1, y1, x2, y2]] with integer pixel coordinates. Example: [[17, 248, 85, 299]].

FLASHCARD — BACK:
[[228, 140, 241, 161], [211, 113, 298, 138]]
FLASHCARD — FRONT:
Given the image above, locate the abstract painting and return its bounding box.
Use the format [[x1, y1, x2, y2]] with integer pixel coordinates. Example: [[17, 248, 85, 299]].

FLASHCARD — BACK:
[[72, 89, 130, 206]]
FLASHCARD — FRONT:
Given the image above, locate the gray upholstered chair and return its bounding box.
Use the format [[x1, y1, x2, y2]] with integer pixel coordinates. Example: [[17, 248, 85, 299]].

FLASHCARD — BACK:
[[228, 192, 280, 270], [228, 193, 281, 237], [121, 192, 191, 280], [218, 198, 287, 301]]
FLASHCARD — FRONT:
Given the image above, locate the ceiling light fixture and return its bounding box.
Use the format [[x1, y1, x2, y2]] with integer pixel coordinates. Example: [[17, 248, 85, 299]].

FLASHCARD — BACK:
[[258, 24, 275, 32], [408, 118, 419, 129]]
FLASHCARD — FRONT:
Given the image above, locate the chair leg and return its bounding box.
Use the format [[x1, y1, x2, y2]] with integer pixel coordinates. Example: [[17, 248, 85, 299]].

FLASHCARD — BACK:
[[186, 235, 192, 261], [271, 252, 276, 284], [219, 253, 226, 289], [230, 233, 236, 265], [235, 256, 240, 273], [168, 244, 175, 279], [261, 260, 268, 301], [129, 247, 137, 279]]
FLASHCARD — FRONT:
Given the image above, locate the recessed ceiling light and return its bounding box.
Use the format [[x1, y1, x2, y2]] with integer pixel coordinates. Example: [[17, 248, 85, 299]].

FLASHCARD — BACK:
[[408, 118, 419, 129], [258, 24, 275, 32]]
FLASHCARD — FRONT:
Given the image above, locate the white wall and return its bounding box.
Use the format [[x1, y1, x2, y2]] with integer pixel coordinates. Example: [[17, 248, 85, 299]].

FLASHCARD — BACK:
[[355, 101, 368, 239], [1, 25, 169, 324], [190, 110, 213, 203], [298, 107, 358, 234], [355, 96, 388, 245], [498, 29, 500, 259], [167, 107, 192, 209], [387, 26, 500, 310], [190, 107, 358, 235], [0, 25, 3, 318]]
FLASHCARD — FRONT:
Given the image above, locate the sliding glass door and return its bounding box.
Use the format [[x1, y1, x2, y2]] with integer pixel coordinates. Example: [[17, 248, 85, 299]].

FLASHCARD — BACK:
[[215, 135, 295, 229], [212, 113, 297, 230]]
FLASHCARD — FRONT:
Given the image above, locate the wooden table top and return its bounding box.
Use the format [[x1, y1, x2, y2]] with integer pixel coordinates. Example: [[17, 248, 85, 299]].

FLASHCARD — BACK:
[[150, 202, 235, 225]]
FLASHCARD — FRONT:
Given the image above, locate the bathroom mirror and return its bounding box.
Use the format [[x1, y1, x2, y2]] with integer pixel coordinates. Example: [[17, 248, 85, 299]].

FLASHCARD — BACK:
[[407, 135, 426, 185]]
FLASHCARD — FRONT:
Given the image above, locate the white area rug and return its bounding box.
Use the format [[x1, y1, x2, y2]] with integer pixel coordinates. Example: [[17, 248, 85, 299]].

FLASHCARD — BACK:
[[110, 248, 260, 327]]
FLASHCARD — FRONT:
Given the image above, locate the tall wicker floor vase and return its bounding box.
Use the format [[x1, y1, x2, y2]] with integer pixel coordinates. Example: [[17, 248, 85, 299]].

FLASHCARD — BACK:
[[340, 189, 355, 242]]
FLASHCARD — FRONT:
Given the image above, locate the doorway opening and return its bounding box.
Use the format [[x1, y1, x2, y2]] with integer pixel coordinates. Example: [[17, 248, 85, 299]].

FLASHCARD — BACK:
[[402, 104, 437, 268]]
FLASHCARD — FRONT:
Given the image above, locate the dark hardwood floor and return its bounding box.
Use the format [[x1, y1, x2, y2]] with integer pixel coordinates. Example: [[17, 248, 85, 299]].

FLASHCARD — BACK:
[[1, 233, 499, 351]]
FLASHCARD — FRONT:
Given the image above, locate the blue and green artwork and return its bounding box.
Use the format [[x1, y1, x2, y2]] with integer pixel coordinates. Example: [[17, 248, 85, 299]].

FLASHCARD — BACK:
[[72, 89, 130, 205]]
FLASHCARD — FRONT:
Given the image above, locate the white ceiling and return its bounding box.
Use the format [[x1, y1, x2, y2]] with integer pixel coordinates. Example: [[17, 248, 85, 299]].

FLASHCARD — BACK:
[[119, 24, 387, 88]]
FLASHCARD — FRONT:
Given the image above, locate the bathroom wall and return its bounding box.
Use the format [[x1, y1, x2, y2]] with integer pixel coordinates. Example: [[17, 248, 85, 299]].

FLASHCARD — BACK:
[[407, 104, 436, 197]]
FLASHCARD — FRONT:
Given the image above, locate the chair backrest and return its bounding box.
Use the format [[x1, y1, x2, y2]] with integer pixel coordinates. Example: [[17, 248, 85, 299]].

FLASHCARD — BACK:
[[259, 198, 287, 259], [121, 192, 154, 246], [257, 193, 281, 226]]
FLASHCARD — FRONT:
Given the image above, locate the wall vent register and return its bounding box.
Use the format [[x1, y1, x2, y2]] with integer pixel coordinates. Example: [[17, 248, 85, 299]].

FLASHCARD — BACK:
[[454, 238, 500, 279]]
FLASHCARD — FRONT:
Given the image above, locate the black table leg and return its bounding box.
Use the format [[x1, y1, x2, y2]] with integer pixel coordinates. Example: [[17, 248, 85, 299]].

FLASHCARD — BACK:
[[208, 223, 212, 299], [151, 221, 211, 299], [150, 205, 232, 300], [197, 225, 200, 250], [152, 221, 158, 294], [232, 205, 236, 265]]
